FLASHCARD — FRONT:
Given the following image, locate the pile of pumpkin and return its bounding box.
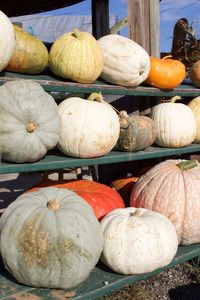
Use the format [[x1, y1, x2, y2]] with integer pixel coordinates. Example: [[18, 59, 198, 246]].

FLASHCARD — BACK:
[[0, 157, 200, 289]]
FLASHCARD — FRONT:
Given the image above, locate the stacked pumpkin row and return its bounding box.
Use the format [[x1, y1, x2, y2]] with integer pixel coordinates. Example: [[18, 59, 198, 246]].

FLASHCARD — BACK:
[[2, 9, 199, 90], [1, 156, 200, 289]]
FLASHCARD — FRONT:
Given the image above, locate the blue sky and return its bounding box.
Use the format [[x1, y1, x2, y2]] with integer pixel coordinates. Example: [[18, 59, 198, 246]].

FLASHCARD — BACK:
[[39, 0, 200, 53]]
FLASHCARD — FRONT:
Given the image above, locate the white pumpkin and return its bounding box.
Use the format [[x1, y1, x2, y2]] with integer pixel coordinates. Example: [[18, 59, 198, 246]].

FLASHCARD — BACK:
[[100, 207, 178, 275], [98, 34, 150, 87], [188, 96, 200, 142], [0, 11, 16, 72], [58, 93, 120, 158], [151, 96, 197, 147]]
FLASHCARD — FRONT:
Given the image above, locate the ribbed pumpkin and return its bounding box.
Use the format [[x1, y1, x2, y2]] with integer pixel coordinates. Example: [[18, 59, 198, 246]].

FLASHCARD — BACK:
[[0, 11, 15, 72], [145, 56, 186, 90], [98, 34, 150, 87], [58, 92, 120, 158], [0, 187, 104, 288], [188, 96, 200, 142], [188, 60, 200, 87], [6, 25, 49, 74], [49, 29, 104, 83], [100, 207, 178, 274], [27, 179, 125, 220], [130, 159, 200, 245], [151, 96, 197, 147], [115, 111, 157, 152], [0, 80, 60, 163]]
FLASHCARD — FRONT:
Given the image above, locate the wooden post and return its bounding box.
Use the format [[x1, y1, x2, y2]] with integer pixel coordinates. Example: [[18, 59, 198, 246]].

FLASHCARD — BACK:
[[127, 0, 160, 56], [92, 0, 110, 39]]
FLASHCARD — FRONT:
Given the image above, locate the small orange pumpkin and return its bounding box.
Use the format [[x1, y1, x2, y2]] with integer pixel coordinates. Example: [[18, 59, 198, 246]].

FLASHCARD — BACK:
[[145, 55, 186, 90], [111, 177, 139, 205]]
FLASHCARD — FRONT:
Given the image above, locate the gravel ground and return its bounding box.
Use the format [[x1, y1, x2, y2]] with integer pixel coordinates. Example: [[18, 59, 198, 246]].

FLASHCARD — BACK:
[[100, 262, 200, 300]]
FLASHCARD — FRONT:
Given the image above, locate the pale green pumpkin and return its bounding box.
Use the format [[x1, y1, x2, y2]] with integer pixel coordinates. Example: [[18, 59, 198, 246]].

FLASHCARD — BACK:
[[0, 187, 104, 288]]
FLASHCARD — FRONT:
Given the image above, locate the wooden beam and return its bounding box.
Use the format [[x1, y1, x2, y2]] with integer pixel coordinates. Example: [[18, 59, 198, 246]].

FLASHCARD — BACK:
[[92, 0, 110, 39]]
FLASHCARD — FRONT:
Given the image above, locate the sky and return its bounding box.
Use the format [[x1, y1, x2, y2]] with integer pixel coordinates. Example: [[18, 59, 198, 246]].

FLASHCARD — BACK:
[[38, 0, 200, 53]]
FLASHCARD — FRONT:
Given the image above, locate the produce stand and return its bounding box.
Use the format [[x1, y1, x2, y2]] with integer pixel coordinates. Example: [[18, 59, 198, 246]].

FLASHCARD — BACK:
[[0, 71, 200, 299]]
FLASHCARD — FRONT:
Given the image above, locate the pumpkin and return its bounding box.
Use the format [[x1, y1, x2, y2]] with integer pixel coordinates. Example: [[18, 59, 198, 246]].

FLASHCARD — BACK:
[[151, 96, 197, 148], [0, 80, 60, 163], [188, 60, 200, 87], [27, 179, 125, 220], [0, 187, 104, 288], [188, 96, 200, 142], [58, 92, 120, 158], [145, 56, 186, 90], [114, 111, 157, 152], [100, 207, 178, 274], [111, 176, 139, 205], [0, 11, 16, 72], [130, 159, 200, 245], [49, 29, 104, 83], [98, 34, 150, 87], [6, 25, 49, 74]]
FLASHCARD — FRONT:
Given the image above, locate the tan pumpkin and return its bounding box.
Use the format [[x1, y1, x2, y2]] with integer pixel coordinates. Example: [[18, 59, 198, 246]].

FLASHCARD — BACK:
[[188, 60, 200, 87], [130, 159, 200, 245], [6, 25, 49, 74], [0, 11, 15, 72], [49, 29, 104, 83]]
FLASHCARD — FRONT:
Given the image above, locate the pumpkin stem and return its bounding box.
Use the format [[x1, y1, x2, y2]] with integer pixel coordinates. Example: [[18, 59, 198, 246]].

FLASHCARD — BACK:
[[71, 28, 81, 39], [161, 55, 172, 60], [130, 209, 141, 217], [170, 95, 182, 103], [119, 110, 130, 128], [87, 92, 104, 103], [47, 199, 59, 210], [177, 160, 198, 171], [26, 122, 36, 133]]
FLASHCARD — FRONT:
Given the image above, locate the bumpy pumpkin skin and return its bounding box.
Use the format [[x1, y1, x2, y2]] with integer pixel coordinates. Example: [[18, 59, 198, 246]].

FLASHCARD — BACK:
[[0, 80, 60, 163], [49, 29, 104, 83], [0, 11, 16, 72], [115, 115, 157, 152], [0, 187, 104, 288], [6, 25, 49, 74], [145, 56, 186, 90], [57, 95, 120, 158], [100, 207, 178, 275], [27, 179, 125, 220], [98, 34, 150, 87], [130, 159, 200, 245], [188, 96, 200, 142]]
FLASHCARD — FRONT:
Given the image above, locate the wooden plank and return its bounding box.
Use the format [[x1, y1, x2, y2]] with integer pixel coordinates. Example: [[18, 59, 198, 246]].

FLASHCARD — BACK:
[[92, 0, 110, 39], [0, 244, 200, 300]]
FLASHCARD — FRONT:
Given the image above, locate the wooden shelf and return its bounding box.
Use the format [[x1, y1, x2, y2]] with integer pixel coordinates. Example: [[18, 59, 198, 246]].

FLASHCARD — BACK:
[[0, 243, 199, 300], [1, 144, 200, 174], [1, 71, 200, 97]]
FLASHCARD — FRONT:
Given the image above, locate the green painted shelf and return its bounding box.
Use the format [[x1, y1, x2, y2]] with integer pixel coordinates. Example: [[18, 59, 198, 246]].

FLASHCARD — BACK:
[[1, 144, 200, 174], [1, 70, 200, 96], [0, 243, 200, 300]]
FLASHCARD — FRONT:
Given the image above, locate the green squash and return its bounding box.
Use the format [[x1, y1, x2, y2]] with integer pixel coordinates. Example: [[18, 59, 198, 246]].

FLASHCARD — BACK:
[[0, 187, 104, 288]]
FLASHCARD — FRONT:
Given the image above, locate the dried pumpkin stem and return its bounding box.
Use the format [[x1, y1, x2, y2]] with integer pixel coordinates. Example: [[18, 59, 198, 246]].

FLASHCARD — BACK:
[[170, 95, 182, 103], [47, 199, 59, 210], [177, 160, 198, 171], [87, 92, 121, 115], [130, 209, 141, 217], [119, 110, 130, 128], [72, 28, 81, 39], [26, 122, 36, 133], [162, 55, 172, 60]]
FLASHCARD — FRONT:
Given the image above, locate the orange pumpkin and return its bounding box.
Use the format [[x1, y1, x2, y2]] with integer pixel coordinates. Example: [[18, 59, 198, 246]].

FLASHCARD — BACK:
[[145, 56, 186, 90], [111, 177, 139, 205], [189, 60, 200, 87], [27, 179, 125, 220]]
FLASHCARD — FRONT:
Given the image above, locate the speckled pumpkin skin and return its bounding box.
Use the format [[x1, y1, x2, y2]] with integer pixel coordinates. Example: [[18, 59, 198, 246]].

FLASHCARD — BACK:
[[130, 159, 200, 245], [0, 187, 104, 288]]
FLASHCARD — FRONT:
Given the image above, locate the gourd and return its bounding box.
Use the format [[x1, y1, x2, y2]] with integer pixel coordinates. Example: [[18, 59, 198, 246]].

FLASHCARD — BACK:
[[0, 80, 60, 163], [151, 96, 197, 147], [6, 25, 49, 74], [188, 96, 200, 142], [98, 34, 150, 87], [100, 207, 178, 274], [0, 187, 104, 288], [188, 60, 200, 87], [0, 11, 16, 72], [58, 92, 120, 158], [145, 56, 186, 90], [115, 111, 157, 152], [49, 29, 104, 83], [111, 176, 139, 205], [130, 159, 200, 245], [27, 179, 125, 220]]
